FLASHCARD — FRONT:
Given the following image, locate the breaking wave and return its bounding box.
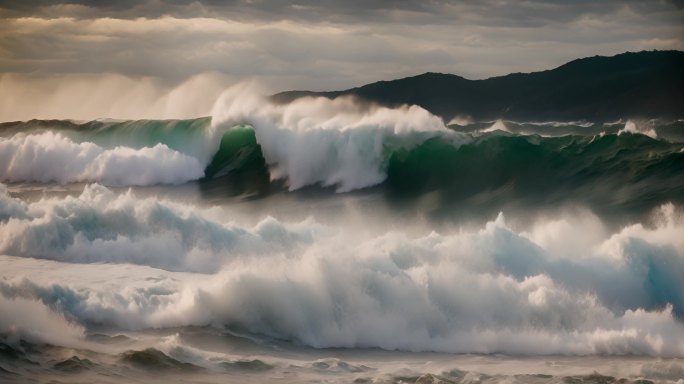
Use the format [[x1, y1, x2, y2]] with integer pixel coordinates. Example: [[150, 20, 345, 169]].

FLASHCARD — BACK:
[[0, 294, 85, 348], [0, 90, 450, 190], [0, 131, 205, 186], [1, 90, 682, 198], [1, 184, 684, 356]]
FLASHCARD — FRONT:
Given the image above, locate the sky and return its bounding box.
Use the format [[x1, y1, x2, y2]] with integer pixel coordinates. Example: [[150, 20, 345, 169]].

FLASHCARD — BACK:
[[0, 0, 683, 120]]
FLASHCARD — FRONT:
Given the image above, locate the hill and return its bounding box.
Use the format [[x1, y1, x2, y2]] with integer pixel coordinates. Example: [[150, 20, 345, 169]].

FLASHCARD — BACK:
[[272, 51, 684, 122]]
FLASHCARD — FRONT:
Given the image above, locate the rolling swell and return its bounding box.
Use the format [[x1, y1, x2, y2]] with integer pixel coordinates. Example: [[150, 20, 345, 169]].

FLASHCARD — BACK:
[[385, 133, 684, 210], [121, 348, 201, 371]]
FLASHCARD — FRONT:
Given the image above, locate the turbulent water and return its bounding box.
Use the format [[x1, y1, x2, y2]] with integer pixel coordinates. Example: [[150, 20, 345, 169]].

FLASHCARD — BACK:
[[1, 93, 684, 383]]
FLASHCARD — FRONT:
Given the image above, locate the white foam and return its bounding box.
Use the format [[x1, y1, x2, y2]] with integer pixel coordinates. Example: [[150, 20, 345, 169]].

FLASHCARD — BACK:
[[1, 185, 683, 355], [446, 115, 474, 126], [0, 131, 205, 185], [618, 120, 658, 139], [211, 84, 455, 191], [0, 293, 85, 347], [0, 184, 320, 273], [480, 119, 510, 133]]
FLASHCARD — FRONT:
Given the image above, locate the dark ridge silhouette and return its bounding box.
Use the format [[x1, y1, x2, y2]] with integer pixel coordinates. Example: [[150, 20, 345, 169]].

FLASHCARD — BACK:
[[272, 50, 684, 122]]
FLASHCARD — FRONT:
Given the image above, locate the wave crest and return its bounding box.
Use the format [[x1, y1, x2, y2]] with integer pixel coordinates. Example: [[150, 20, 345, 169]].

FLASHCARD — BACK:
[[211, 84, 453, 191], [0, 131, 205, 185]]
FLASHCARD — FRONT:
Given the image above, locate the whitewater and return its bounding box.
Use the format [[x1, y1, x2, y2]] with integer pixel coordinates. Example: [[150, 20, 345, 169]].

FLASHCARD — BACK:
[[1, 87, 684, 383]]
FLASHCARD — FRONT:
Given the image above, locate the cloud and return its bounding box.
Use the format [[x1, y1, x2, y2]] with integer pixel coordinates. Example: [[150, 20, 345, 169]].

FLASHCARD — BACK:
[[1, 1, 681, 26], [0, 1, 682, 120]]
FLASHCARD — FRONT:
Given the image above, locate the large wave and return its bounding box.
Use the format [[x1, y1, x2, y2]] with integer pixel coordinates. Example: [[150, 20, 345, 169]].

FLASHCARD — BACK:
[[0, 87, 452, 190], [0, 88, 683, 198], [1, 184, 684, 355], [210, 84, 451, 191]]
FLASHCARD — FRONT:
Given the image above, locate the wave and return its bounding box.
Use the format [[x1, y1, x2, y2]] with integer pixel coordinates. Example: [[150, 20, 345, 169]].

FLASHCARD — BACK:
[[209, 84, 451, 191], [121, 348, 202, 371], [203, 123, 684, 215], [0, 183, 319, 273], [52, 356, 98, 373], [0, 91, 451, 190], [0, 131, 206, 185], [0, 293, 85, 348], [1, 88, 683, 201], [618, 120, 658, 139], [1, 121, 682, 204], [386, 130, 683, 194], [2, 184, 684, 355], [6, 334, 683, 383]]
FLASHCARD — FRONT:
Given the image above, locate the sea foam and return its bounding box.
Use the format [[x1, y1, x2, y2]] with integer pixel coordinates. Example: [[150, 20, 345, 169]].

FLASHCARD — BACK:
[[1, 184, 683, 356], [0, 131, 205, 185], [210, 84, 454, 191]]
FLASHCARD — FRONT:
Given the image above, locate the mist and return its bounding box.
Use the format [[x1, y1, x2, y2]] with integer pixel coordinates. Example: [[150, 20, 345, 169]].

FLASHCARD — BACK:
[[0, 72, 233, 122]]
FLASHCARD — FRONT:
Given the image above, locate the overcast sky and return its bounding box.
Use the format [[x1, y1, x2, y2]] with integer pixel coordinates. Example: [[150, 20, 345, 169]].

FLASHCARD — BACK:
[[0, 0, 682, 120]]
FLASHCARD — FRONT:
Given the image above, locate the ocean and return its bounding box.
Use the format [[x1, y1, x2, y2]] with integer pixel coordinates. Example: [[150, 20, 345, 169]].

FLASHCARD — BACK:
[[1, 95, 683, 383]]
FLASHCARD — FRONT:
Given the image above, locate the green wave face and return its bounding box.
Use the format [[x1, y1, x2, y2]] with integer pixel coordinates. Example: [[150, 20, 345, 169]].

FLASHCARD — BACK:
[[386, 133, 684, 194], [203, 126, 265, 179]]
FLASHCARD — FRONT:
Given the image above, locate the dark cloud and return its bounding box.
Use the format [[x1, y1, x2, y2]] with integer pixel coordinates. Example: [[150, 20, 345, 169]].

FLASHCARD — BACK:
[[0, 0, 680, 25], [666, 0, 684, 8]]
